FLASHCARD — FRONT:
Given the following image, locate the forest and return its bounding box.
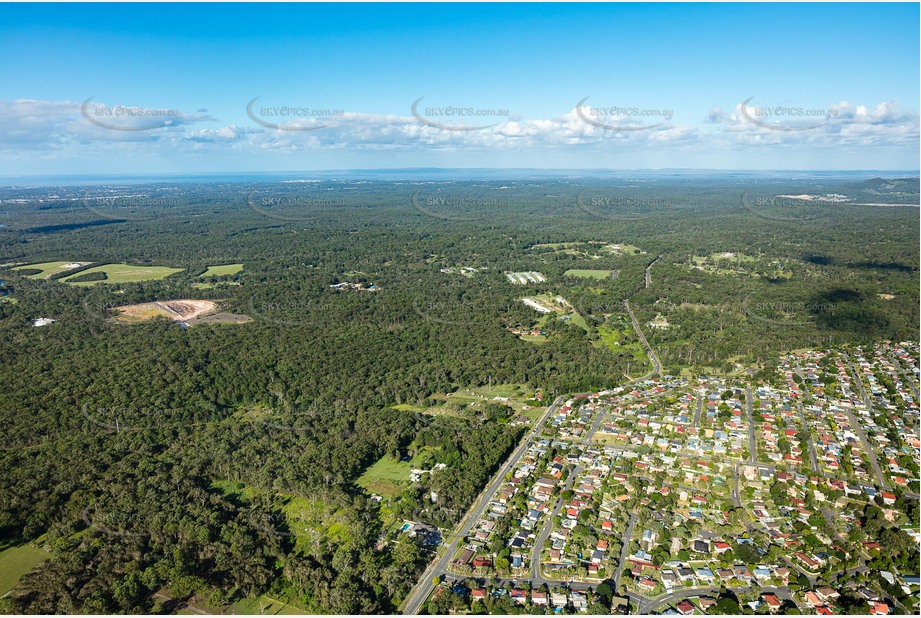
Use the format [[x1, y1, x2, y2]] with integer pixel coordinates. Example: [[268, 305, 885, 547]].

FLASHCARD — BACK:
[[0, 174, 917, 613]]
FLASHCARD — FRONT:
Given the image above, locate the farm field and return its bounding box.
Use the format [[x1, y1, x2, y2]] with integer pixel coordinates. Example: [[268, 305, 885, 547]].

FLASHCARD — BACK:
[[0, 544, 51, 596], [60, 263, 184, 285], [200, 263, 244, 277], [12, 261, 90, 279], [564, 269, 612, 279]]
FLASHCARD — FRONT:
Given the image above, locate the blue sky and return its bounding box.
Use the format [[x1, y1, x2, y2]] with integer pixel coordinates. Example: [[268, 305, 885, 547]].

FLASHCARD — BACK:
[[1, 2, 918, 175]]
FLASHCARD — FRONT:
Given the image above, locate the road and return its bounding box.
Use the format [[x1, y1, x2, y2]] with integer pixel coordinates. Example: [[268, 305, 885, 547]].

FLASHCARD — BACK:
[[693, 389, 704, 427], [842, 406, 889, 489], [531, 395, 609, 580], [887, 352, 920, 400], [821, 507, 847, 545], [745, 386, 756, 463], [731, 462, 742, 508], [633, 586, 719, 614], [400, 395, 565, 615], [531, 463, 581, 581], [644, 255, 661, 289], [795, 400, 820, 474], [636, 586, 795, 614], [405, 299, 663, 613], [613, 513, 638, 593], [624, 299, 661, 377], [843, 356, 889, 489]]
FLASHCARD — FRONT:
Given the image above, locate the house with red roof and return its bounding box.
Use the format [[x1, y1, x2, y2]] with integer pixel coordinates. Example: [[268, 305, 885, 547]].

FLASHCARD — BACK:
[[762, 593, 782, 612], [869, 601, 889, 615], [676, 600, 696, 615]]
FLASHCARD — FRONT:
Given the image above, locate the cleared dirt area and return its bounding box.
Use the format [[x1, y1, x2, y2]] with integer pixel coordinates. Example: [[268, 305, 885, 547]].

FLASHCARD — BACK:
[[112, 299, 218, 324]]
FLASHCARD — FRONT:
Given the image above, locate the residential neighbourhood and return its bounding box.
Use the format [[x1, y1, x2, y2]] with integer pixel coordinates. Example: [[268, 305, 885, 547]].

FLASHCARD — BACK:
[[418, 341, 920, 614]]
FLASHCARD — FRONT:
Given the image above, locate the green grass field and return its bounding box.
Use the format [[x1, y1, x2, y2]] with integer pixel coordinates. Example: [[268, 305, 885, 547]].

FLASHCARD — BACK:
[[564, 269, 612, 279], [200, 263, 243, 277], [356, 452, 431, 497], [11, 261, 89, 279], [60, 263, 184, 286], [356, 446, 452, 498], [445, 383, 525, 403], [0, 544, 51, 595], [280, 495, 350, 545], [233, 595, 307, 615], [357, 456, 414, 488], [594, 325, 623, 352], [519, 333, 548, 343], [210, 479, 259, 502], [591, 433, 628, 445], [391, 403, 425, 413]]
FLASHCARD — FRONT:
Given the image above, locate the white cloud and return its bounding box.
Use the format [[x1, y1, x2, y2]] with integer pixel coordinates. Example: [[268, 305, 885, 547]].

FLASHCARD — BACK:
[[0, 97, 917, 170]]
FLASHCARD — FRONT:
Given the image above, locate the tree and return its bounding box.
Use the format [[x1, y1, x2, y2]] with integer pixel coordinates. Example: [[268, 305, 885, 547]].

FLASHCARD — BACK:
[[596, 581, 614, 602]]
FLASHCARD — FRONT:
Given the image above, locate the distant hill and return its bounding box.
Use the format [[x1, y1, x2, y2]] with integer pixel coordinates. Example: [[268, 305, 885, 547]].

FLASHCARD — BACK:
[[844, 177, 920, 204]]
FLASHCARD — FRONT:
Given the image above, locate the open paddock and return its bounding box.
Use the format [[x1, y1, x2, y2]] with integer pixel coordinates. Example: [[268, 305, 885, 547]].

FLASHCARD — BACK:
[[61, 263, 184, 286]]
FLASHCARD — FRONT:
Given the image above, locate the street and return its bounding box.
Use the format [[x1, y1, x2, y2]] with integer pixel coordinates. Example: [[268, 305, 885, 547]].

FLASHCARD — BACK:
[[399, 395, 565, 614]]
